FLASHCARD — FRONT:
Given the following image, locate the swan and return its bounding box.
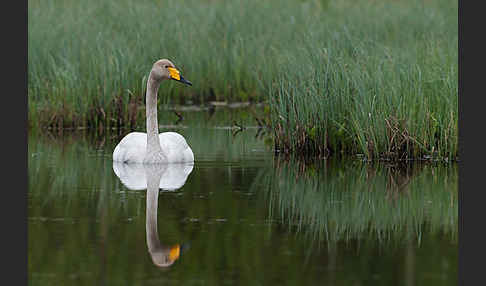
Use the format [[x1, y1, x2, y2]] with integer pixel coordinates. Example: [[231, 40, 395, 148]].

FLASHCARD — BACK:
[[113, 59, 194, 164], [113, 162, 193, 267]]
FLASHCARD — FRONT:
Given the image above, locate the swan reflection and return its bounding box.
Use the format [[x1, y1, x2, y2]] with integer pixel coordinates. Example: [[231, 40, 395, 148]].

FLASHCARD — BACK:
[[113, 162, 194, 267]]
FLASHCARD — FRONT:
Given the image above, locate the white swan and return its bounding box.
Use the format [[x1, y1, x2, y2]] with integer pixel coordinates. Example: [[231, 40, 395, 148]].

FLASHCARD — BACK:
[[113, 162, 193, 267], [113, 59, 194, 164]]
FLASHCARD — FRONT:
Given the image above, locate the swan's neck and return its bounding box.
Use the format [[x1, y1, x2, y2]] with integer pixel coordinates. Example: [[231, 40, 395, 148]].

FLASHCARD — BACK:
[[146, 73, 163, 157]]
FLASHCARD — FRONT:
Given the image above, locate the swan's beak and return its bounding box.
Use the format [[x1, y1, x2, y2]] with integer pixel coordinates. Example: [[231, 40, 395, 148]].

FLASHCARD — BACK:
[[168, 67, 192, 86]]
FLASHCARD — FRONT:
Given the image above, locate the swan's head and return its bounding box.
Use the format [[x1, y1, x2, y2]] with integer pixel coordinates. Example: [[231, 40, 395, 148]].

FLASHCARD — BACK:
[[150, 59, 192, 86]]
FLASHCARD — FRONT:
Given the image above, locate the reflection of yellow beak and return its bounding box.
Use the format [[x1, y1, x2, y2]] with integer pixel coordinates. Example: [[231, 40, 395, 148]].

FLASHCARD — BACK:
[[168, 67, 181, 81], [168, 244, 180, 262]]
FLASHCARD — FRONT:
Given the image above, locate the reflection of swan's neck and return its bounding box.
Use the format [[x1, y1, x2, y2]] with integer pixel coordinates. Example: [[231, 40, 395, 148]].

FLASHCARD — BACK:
[[146, 187, 161, 254], [145, 168, 161, 253], [146, 74, 162, 156]]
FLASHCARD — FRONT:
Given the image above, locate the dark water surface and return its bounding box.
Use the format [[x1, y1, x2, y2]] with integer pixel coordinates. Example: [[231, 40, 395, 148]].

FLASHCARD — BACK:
[[28, 109, 457, 286]]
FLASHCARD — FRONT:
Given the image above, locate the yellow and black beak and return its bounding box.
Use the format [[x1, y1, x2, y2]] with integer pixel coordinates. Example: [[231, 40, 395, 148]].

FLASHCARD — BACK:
[[168, 67, 192, 86]]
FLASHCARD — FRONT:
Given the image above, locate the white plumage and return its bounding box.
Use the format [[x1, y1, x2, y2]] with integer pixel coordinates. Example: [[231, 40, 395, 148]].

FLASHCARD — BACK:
[[113, 132, 194, 164]]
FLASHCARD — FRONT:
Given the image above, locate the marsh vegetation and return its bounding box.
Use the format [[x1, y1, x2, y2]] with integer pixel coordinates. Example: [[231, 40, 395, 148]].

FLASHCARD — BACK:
[[28, 0, 457, 158]]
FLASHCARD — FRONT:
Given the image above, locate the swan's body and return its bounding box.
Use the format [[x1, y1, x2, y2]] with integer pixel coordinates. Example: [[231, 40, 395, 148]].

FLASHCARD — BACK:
[[113, 131, 194, 164], [113, 59, 194, 164]]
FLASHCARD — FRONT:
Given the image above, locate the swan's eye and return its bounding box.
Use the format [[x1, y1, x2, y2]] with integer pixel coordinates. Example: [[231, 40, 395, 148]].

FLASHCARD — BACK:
[[164, 65, 169, 68]]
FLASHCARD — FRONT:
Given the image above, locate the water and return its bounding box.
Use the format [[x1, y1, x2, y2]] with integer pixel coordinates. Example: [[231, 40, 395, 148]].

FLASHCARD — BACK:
[[28, 109, 457, 286]]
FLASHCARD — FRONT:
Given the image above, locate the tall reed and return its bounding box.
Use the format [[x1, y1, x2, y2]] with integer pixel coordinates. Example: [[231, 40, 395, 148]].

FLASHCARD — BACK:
[[268, 0, 458, 160], [28, 0, 284, 128]]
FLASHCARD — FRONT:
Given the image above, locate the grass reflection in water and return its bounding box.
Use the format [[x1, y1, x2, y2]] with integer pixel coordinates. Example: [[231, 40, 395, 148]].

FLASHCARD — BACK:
[[254, 157, 457, 245]]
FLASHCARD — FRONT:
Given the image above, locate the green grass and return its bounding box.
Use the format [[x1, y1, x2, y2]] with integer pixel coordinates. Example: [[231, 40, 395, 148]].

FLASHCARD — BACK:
[[28, 0, 457, 160], [268, 1, 457, 160], [28, 0, 280, 128]]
